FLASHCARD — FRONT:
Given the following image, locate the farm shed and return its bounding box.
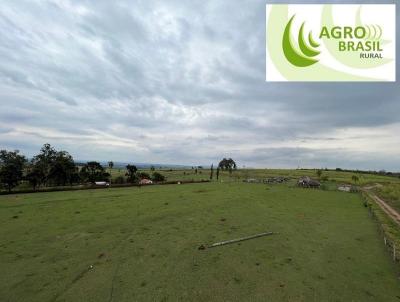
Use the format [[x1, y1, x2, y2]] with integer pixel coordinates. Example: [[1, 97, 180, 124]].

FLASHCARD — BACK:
[[264, 176, 289, 184], [298, 176, 320, 188], [139, 179, 153, 185]]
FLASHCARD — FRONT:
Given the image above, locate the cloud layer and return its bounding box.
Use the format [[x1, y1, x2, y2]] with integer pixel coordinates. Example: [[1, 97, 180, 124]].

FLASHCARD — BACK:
[[0, 0, 399, 170]]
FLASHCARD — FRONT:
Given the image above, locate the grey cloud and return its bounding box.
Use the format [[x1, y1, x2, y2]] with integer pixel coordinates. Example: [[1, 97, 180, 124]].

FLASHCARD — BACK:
[[0, 0, 399, 170]]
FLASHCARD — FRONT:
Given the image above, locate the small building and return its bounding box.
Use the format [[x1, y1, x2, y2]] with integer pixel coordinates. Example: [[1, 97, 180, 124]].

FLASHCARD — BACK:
[[338, 184, 357, 192], [298, 176, 320, 188], [243, 178, 260, 183], [338, 184, 351, 192], [139, 179, 153, 185], [264, 176, 289, 184]]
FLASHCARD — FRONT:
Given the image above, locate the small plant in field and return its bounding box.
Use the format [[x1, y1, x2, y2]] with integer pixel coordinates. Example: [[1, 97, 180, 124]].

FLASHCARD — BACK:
[[351, 175, 359, 184], [316, 169, 323, 179]]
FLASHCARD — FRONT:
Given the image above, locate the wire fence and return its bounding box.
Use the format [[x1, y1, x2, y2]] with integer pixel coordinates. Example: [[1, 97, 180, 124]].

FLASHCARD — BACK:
[[362, 193, 399, 263], [0, 179, 211, 195]]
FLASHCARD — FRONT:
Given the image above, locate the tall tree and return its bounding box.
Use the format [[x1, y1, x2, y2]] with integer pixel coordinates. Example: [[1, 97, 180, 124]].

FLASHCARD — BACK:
[[31, 144, 57, 186], [30, 144, 77, 187], [216, 167, 220, 180], [210, 164, 214, 180], [126, 164, 138, 183], [218, 158, 237, 174], [108, 161, 114, 185], [48, 151, 77, 186], [80, 161, 109, 183], [0, 150, 26, 192], [25, 166, 44, 191]]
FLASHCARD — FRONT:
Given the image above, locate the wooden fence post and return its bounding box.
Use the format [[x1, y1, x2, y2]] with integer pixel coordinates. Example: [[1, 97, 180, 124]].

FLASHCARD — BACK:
[[393, 245, 396, 261]]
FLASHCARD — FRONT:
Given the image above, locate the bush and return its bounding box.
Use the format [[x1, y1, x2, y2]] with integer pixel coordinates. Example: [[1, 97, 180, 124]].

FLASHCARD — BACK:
[[152, 172, 166, 182], [350, 186, 359, 193], [113, 176, 125, 184], [320, 184, 329, 191], [138, 172, 150, 179]]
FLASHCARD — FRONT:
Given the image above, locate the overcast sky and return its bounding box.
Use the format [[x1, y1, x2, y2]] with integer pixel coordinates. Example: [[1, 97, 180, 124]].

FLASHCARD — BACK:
[[0, 0, 399, 170]]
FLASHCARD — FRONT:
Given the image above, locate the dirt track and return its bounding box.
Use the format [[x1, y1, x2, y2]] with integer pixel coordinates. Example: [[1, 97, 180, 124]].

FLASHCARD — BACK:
[[363, 186, 400, 226]]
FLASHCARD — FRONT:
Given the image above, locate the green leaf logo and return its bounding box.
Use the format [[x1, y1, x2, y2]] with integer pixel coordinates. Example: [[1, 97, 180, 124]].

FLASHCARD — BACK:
[[282, 15, 320, 67]]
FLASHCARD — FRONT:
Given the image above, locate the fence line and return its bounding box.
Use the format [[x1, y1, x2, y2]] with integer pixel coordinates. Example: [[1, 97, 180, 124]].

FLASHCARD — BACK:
[[363, 194, 398, 263], [0, 179, 210, 196]]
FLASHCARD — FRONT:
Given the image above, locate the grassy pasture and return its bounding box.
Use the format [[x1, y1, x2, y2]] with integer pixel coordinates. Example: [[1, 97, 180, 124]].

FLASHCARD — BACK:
[[1, 182, 400, 301], [374, 183, 400, 213], [11, 168, 399, 193], [109, 168, 400, 185]]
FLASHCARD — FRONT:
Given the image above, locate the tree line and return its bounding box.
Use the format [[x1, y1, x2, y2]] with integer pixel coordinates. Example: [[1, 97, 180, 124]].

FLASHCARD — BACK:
[[0, 144, 165, 192]]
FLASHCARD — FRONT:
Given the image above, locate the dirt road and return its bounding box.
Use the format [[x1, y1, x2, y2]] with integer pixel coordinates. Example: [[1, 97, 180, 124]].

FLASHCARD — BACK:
[[363, 186, 400, 226]]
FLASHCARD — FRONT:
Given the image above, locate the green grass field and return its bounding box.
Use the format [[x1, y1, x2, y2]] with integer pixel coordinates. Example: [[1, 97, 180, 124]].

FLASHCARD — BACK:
[[1, 182, 400, 301], [374, 183, 400, 213], [109, 168, 400, 185], [12, 168, 399, 193]]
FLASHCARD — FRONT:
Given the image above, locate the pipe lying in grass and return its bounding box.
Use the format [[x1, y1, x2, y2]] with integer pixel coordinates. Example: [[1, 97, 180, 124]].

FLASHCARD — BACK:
[[199, 232, 276, 250]]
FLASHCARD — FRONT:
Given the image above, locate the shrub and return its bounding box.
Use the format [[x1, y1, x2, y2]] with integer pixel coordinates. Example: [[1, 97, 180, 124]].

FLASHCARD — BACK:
[[138, 172, 150, 179], [113, 176, 125, 184], [350, 186, 359, 193], [320, 184, 329, 191], [152, 172, 166, 182]]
